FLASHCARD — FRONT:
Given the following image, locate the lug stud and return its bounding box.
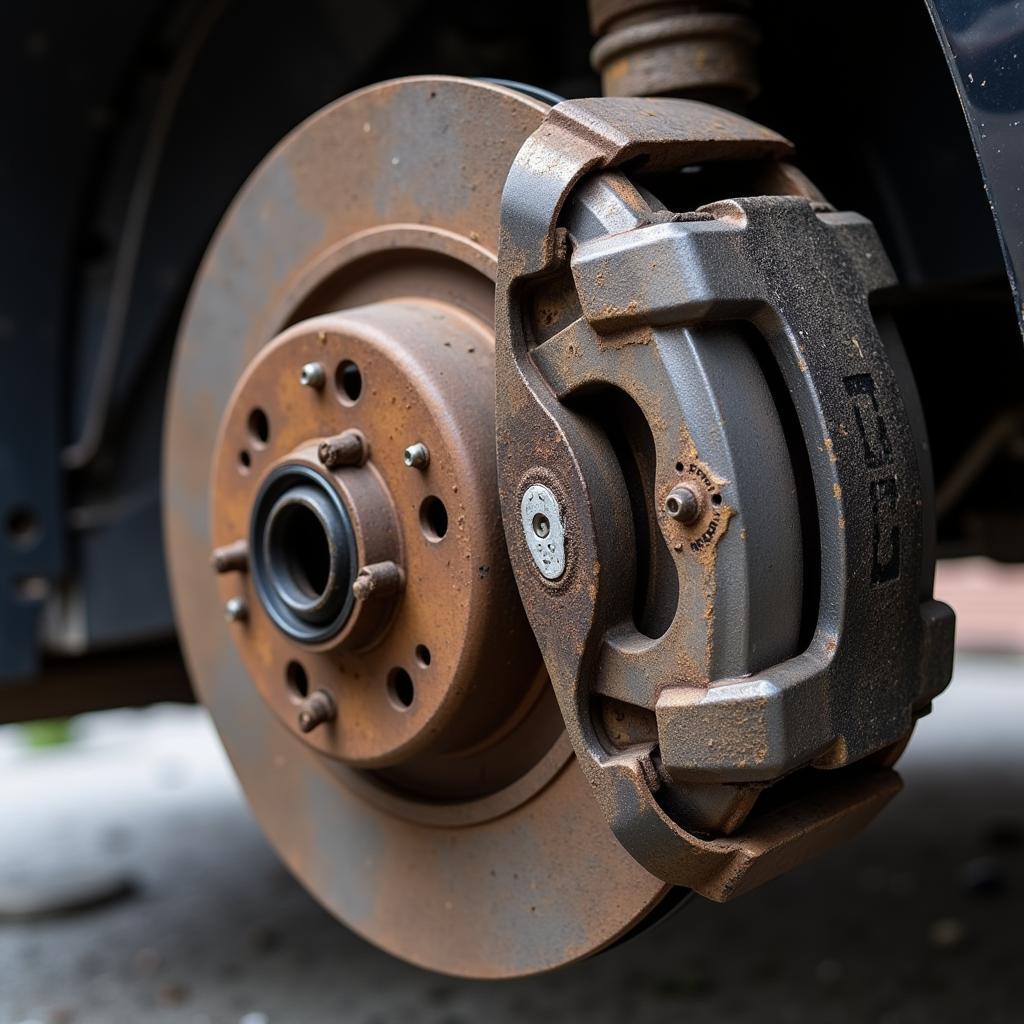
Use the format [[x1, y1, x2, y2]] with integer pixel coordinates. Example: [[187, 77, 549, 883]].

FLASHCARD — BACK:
[[352, 560, 404, 601], [297, 689, 336, 733], [318, 430, 367, 468], [210, 539, 248, 574], [299, 361, 326, 389], [224, 596, 248, 622], [403, 442, 430, 469], [664, 484, 703, 525]]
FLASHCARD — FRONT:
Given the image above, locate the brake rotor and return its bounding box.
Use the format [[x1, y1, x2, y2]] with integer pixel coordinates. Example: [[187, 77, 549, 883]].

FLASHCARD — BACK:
[[163, 77, 672, 978]]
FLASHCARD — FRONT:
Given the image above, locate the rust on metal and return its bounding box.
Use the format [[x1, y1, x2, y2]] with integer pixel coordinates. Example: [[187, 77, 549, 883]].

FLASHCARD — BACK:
[[209, 538, 248, 574], [163, 68, 950, 978], [493, 90, 940, 908], [208, 300, 548, 770], [588, 0, 760, 105], [317, 429, 367, 468], [351, 560, 403, 602], [297, 688, 337, 733], [164, 77, 673, 978]]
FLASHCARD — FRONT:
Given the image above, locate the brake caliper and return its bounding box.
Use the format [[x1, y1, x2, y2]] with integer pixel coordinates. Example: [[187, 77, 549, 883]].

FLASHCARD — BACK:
[[495, 97, 954, 899]]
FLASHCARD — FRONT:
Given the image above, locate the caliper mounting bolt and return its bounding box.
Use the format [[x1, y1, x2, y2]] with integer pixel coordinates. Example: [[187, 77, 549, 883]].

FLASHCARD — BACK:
[[299, 361, 326, 390], [403, 442, 430, 469], [297, 689, 337, 733], [318, 430, 367, 468], [664, 483, 703, 525]]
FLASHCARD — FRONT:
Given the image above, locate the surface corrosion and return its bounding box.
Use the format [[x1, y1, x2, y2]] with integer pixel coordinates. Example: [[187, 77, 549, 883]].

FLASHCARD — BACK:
[[164, 77, 683, 979], [494, 94, 951, 899], [161, 74, 954, 976], [588, 0, 761, 106]]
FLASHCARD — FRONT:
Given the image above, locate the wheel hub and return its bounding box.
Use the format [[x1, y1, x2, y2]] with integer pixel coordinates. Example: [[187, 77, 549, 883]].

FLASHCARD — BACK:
[[250, 463, 359, 644], [210, 297, 558, 777]]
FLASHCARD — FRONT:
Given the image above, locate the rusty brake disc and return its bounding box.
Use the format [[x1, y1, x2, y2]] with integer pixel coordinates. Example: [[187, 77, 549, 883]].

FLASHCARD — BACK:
[[163, 77, 673, 979]]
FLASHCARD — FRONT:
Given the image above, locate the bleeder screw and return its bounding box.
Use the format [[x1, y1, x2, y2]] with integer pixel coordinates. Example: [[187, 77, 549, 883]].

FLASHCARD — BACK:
[[664, 483, 703, 525]]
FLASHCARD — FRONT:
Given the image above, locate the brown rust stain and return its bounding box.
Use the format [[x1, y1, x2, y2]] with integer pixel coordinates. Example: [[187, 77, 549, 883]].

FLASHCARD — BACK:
[[595, 322, 655, 351]]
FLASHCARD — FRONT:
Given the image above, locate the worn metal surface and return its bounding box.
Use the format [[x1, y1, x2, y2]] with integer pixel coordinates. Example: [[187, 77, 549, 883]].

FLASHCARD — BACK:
[[164, 70, 957, 973], [210, 300, 552, 774], [164, 77, 677, 977], [588, 0, 759, 104], [495, 95, 954, 897]]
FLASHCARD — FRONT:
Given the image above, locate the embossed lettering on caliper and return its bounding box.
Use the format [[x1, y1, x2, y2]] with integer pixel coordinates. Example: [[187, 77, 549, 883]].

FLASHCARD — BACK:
[[843, 371, 902, 584]]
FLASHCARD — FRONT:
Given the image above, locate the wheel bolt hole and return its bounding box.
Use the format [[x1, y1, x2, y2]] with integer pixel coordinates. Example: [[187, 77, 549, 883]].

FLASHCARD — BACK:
[[248, 408, 270, 445], [419, 496, 448, 541], [387, 667, 415, 710], [286, 660, 309, 700], [335, 360, 362, 404]]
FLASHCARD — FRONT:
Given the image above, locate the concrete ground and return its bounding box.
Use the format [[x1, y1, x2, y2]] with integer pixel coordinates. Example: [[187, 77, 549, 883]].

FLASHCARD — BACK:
[[0, 652, 1021, 1024]]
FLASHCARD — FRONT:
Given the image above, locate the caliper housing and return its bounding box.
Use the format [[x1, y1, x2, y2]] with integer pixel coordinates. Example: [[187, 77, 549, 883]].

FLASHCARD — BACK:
[[495, 96, 955, 899]]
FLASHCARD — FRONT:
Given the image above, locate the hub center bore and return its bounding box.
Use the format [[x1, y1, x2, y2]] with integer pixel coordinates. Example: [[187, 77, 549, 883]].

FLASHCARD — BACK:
[[250, 465, 357, 643]]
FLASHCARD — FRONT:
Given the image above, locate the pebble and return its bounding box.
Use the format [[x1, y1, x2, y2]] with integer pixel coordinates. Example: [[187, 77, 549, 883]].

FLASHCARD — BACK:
[[0, 868, 135, 920], [157, 982, 190, 1007]]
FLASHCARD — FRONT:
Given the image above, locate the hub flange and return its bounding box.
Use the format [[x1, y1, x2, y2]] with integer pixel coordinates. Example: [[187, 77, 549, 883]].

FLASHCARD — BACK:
[[211, 298, 554, 774]]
